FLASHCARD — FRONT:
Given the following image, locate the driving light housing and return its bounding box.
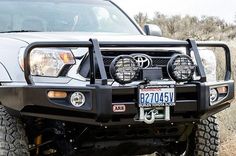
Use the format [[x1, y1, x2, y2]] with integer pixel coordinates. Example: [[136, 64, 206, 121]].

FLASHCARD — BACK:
[[167, 54, 195, 82], [110, 55, 139, 84], [210, 88, 218, 103], [70, 92, 86, 107], [19, 48, 75, 77]]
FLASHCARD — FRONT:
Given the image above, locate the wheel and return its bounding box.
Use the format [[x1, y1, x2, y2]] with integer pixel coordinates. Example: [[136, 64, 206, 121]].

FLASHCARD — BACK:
[[185, 115, 219, 156], [0, 105, 29, 156]]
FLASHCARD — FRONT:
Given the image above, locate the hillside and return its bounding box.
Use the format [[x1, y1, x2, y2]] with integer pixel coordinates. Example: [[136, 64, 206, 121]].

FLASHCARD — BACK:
[[134, 12, 236, 41]]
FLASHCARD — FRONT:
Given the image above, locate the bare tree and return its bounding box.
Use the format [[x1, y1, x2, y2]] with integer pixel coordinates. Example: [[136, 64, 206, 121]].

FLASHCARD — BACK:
[[134, 12, 148, 28], [134, 12, 236, 41]]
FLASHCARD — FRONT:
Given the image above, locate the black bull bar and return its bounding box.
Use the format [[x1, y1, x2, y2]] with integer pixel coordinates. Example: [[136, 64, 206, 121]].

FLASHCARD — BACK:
[[23, 39, 232, 85]]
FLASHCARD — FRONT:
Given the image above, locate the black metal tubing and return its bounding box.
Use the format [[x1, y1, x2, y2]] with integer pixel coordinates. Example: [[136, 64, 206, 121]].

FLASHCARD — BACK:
[[89, 39, 108, 85], [99, 41, 189, 48], [23, 39, 232, 85], [23, 40, 189, 85], [88, 45, 95, 85], [187, 39, 207, 82]]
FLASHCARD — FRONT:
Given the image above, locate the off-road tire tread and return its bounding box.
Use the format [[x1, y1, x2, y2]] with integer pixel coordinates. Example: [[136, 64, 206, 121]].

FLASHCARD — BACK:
[[193, 115, 219, 156], [0, 105, 29, 156]]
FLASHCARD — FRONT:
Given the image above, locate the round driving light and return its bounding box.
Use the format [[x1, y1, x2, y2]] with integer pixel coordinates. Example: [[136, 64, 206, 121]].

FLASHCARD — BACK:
[[70, 92, 85, 107], [109, 55, 139, 84], [210, 88, 218, 103], [167, 54, 195, 82]]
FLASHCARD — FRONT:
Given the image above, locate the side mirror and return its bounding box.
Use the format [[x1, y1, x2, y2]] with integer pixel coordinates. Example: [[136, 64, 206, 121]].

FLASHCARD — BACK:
[[144, 24, 162, 37]]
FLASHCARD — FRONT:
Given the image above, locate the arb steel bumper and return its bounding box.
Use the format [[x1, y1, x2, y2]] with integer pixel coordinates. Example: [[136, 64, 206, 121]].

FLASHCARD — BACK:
[[0, 80, 233, 125]]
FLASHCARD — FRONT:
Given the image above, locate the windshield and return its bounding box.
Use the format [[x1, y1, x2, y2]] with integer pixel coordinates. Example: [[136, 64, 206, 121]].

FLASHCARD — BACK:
[[0, 0, 141, 34]]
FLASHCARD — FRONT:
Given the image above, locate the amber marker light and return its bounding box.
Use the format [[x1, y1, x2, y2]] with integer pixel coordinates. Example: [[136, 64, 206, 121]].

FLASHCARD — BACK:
[[217, 86, 228, 94], [48, 91, 67, 99]]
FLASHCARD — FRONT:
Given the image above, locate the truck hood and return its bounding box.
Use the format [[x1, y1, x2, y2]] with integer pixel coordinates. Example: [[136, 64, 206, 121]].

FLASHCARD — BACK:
[[0, 32, 181, 44]]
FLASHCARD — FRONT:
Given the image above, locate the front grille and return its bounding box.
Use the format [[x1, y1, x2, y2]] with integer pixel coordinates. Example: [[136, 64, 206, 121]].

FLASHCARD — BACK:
[[101, 50, 180, 79], [103, 56, 170, 67], [79, 49, 181, 80], [151, 57, 170, 67]]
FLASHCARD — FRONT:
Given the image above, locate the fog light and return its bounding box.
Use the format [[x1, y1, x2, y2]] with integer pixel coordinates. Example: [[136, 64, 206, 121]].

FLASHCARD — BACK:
[[210, 88, 218, 103], [167, 54, 195, 82], [109, 55, 139, 84], [70, 92, 85, 107]]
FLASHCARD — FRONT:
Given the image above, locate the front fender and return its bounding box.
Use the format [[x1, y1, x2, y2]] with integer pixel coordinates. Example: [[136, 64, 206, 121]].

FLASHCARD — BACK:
[[0, 62, 11, 82]]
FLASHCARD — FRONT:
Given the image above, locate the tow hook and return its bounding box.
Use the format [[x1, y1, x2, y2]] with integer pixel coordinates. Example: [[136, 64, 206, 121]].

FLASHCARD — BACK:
[[144, 110, 155, 124], [136, 107, 170, 124]]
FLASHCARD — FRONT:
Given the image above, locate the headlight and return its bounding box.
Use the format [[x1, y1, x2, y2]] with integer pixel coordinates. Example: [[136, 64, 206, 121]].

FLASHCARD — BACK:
[[191, 49, 216, 81], [109, 55, 139, 84], [167, 54, 195, 82], [19, 48, 75, 77], [199, 49, 217, 81]]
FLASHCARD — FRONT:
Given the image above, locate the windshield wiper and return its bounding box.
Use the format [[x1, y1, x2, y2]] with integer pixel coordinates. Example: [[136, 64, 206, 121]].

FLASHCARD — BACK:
[[0, 30, 41, 33]]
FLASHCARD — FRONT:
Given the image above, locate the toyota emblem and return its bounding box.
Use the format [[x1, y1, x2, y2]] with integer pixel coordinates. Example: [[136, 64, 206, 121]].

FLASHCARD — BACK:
[[132, 54, 152, 68]]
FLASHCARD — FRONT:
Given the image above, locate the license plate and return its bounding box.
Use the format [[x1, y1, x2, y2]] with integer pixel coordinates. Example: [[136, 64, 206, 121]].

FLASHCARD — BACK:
[[138, 84, 175, 107]]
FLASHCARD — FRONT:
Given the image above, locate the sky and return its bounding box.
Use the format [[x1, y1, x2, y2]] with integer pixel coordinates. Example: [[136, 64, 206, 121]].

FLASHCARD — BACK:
[[113, 0, 236, 24]]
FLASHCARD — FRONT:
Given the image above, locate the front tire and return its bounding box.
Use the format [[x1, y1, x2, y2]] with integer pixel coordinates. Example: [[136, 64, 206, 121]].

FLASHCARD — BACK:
[[186, 115, 219, 156], [0, 105, 29, 156]]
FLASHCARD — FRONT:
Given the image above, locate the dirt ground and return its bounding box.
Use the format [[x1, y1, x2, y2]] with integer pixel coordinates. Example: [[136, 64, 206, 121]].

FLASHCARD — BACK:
[[218, 102, 236, 156], [220, 135, 236, 156]]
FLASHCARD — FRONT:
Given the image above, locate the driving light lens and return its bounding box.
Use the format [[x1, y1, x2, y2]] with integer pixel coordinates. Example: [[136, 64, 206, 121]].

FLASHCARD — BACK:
[[70, 92, 85, 107], [210, 88, 218, 103], [110, 55, 139, 84], [19, 48, 75, 77], [167, 54, 195, 82]]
